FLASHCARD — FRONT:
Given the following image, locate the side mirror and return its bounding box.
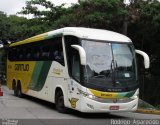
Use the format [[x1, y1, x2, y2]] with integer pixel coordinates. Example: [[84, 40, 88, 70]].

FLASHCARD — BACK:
[[71, 45, 86, 65], [135, 50, 150, 69]]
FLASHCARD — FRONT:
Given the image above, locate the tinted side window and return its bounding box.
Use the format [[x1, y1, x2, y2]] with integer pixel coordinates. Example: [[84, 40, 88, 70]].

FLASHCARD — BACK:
[[8, 37, 64, 65], [51, 37, 64, 65], [8, 47, 18, 61]]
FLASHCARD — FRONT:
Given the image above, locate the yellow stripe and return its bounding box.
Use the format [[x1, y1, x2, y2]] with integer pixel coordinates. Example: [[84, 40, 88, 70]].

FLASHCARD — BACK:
[[10, 33, 48, 47], [88, 88, 118, 99]]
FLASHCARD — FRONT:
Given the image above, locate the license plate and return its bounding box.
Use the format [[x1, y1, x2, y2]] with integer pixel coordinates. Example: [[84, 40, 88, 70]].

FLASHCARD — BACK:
[[109, 106, 119, 110]]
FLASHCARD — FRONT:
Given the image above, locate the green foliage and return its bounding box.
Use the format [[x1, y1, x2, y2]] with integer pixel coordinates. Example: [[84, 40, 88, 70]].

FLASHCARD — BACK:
[[0, 12, 52, 42], [7, 15, 28, 41], [53, 0, 128, 32], [18, 0, 129, 31], [127, 0, 160, 76], [18, 0, 68, 23], [0, 12, 10, 41]]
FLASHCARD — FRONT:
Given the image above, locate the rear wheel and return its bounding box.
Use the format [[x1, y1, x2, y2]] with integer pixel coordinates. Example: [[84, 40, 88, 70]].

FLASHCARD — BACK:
[[17, 81, 23, 98], [55, 90, 66, 113]]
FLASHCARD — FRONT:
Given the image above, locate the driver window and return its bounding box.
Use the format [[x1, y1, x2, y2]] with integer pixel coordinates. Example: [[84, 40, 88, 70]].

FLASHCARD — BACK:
[[72, 54, 80, 82], [64, 36, 80, 82]]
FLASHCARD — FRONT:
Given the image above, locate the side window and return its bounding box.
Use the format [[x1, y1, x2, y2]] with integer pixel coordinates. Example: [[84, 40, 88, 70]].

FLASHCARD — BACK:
[[19, 47, 26, 60], [41, 46, 50, 60], [26, 47, 33, 60], [8, 37, 64, 63], [8, 48, 13, 61], [65, 36, 80, 82], [50, 37, 64, 65], [33, 46, 40, 60], [71, 52, 80, 82], [8, 47, 18, 61]]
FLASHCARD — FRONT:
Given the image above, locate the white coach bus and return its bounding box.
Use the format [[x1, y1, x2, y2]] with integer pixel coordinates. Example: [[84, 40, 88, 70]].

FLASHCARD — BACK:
[[7, 27, 150, 113]]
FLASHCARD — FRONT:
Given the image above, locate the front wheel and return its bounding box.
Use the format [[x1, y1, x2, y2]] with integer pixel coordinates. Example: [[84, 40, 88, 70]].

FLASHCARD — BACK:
[[55, 91, 67, 113]]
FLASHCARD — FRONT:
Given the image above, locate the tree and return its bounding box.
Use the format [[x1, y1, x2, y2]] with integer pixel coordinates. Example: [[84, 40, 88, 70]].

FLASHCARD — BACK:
[[18, 0, 68, 24], [7, 15, 28, 41], [0, 11, 11, 44], [128, 0, 160, 75], [19, 0, 128, 31]]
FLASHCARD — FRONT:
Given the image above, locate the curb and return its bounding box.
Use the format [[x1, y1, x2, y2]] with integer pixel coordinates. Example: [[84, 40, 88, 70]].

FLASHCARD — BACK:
[[136, 109, 160, 115]]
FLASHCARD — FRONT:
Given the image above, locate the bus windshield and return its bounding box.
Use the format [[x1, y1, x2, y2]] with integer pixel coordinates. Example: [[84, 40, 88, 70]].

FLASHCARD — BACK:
[[81, 39, 138, 92]]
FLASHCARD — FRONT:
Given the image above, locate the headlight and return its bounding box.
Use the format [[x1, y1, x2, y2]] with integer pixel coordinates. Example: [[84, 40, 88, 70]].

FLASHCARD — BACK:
[[87, 93, 97, 100], [130, 89, 139, 99], [78, 89, 97, 100]]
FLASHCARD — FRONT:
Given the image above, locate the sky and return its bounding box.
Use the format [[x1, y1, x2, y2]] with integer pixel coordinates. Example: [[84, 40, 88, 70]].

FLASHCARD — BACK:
[[0, 0, 78, 15]]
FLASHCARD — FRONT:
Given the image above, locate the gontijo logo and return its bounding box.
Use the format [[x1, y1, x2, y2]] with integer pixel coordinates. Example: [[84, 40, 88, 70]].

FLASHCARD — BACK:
[[15, 64, 29, 71], [88, 88, 118, 98]]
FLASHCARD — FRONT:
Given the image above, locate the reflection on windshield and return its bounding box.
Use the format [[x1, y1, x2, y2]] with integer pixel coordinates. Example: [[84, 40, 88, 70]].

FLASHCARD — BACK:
[[81, 40, 138, 91], [112, 43, 137, 80], [82, 41, 112, 74]]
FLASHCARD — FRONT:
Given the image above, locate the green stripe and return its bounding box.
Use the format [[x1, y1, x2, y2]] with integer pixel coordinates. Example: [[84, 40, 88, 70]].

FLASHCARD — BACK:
[[124, 90, 136, 98], [118, 90, 136, 98], [29, 61, 52, 91]]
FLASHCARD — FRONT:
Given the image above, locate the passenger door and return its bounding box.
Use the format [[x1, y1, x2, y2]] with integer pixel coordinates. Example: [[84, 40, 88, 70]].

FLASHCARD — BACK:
[[64, 36, 81, 109]]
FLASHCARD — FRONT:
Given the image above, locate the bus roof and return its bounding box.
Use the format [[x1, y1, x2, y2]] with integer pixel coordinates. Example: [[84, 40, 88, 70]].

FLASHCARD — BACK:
[[10, 27, 132, 47]]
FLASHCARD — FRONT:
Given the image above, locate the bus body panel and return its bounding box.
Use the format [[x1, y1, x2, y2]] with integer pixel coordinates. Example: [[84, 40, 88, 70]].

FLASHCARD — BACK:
[[7, 60, 69, 102], [65, 79, 139, 112], [7, 61, 36, 92]]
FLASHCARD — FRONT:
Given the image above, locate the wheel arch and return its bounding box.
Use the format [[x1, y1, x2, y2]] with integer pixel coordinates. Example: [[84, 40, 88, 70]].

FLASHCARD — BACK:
[[17, 80, 21, 88], [54, 85, 67, 106], [17, 80, 24, 97]]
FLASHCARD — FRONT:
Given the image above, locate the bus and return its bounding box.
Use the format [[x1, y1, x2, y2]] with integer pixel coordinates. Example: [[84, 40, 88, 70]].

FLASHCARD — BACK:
[[7, 27, 150, 113]]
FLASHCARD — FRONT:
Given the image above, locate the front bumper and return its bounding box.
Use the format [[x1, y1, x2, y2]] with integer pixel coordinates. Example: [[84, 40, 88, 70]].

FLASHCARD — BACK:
[[80, 96, 138, 113]]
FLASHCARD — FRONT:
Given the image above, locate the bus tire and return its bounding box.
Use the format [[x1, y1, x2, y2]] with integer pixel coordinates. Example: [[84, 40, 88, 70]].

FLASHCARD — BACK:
[[17, 81, 23, 98], [55, 90, 67, 113], [12, 80, 18, 96]]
